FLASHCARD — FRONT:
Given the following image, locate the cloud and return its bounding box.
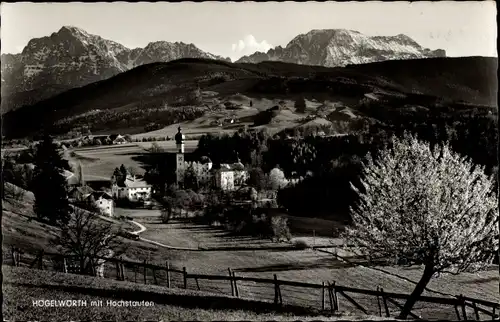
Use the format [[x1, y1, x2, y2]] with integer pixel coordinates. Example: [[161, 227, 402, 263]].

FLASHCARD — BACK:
[[231, 35, 273, 58]]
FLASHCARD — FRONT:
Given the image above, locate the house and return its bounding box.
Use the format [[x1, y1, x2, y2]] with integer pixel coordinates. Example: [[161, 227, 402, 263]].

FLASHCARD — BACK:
[[68, 185, 94, 202], [213, 166, 235, 191], [230, 161, 249, 186], [112, 175, 152, 202], [108, 134, 127, 145], [183, 157, 213, 186], [84, 191, 114, 216]]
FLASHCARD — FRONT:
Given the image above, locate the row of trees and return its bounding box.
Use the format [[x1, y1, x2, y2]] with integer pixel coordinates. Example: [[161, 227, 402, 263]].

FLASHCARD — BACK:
[[159, 187, 291, 242]]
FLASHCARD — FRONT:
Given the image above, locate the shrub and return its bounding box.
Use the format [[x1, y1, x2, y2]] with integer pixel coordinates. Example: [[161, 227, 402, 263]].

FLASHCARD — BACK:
[[270, 216, 292, 242], [293, 239, 310, 249]]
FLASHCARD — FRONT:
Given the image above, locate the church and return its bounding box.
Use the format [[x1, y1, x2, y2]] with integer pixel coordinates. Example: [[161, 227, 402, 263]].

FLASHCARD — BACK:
[[174, 127, 248, 191]]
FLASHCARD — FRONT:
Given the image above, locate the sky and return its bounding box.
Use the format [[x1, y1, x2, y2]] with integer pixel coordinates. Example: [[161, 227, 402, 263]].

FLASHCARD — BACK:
[[1, 2, 497, 61]]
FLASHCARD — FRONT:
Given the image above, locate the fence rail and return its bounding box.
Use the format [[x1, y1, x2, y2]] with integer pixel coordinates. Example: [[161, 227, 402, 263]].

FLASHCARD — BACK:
[[4, 247, 499, 321]]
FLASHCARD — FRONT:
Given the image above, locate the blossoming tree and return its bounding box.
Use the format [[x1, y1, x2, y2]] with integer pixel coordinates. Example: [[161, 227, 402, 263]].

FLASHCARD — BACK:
[[343, 134, 498, 319]]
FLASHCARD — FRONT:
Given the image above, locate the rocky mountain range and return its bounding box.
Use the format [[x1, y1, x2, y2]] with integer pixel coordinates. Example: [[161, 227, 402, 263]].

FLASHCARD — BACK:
[[1, 26, 446, 113], [1, 26, 230, 112], [236, 29, 446, 66]]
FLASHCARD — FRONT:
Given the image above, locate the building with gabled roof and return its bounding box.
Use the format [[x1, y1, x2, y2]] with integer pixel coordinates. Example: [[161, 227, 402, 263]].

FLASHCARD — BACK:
[[84, 191, 114, 217], [111, 175, 152, 202]]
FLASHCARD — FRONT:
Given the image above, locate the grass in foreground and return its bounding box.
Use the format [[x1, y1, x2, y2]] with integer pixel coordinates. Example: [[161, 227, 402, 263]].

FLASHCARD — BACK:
[[2, 266, 394, 321]]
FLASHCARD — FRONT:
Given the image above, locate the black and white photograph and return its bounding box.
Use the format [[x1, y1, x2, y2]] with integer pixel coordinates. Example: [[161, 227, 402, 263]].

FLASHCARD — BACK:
[[1, 1, 498, 321]]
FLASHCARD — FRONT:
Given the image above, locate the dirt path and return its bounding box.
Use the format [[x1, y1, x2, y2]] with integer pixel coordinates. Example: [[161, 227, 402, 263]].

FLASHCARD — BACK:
[[128, 220, 146, 234]]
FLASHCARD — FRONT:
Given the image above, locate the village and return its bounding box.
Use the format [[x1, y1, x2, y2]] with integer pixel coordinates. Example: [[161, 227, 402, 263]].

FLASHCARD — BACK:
[[64, 126, 301, 219]]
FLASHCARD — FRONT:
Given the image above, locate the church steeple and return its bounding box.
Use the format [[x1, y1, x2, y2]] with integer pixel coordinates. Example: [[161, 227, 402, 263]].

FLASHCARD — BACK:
[[175, 126, 185, 185], [175, 126, 185, 153]]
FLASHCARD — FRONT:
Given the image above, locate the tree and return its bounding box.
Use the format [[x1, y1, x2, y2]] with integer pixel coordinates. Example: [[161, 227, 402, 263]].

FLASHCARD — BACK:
[[184, 165, 200, 191], [111, 167, 125, 186], [52, 207, 125, 275], [185, 87, 203, 106], [343, 134, 499, 319], [294, 96, 307, 113], [149, 142, 164, 153], [127, 166, 139, 178], [120, 164, 128, 179], [270, 216, 292, 242], [248, 167, 267, 191], [32, 135, 71, 225], [161, 196, 175, 223], [268, 167, 288, 191]]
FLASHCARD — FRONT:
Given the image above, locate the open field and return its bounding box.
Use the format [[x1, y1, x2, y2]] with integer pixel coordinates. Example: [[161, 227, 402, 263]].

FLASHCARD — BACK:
[[109, 208, 499, 320], [4, 266, 390, 321], [131, 97, 327, 140], [134, 140, 198, 152], [67, 144, 151, 180], [65, 140, 199, 182], [3, 188, 498, 320]]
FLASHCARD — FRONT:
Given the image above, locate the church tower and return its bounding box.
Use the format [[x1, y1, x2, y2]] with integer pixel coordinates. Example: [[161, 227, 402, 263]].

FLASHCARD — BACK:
[[175, 126, 185, 185]]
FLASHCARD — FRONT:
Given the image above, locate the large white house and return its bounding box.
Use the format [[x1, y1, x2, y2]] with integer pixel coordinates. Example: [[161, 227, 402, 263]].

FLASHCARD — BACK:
[[112, 175, 152, 202], [174, 127, 248, 191]]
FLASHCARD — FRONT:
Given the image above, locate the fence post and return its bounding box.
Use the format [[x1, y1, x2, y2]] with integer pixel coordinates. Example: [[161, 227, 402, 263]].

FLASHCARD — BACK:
[[153, 267, 158, 285], [228, 268, 234, 296], [232, 271, 240, 298], [274, 274, 280, 306], [63, 257, 68, 273], [90, 259, 97, 277], [322, 282, 325, 311], [166, 261, 171, 288], [11, 247, 17, 267], [195, 277, 201, 291], [376, 286, 382, 317], [143, 260, 147, 284], [120, 259, 125, 281], [471, 301, 480, 320], [459, 295, 467, 320], [38, 250, 44, 269], [380, 288, 390, 317], [183, 267, 187, 289], [454, 303, 462, 321], [332, 281, 339, 311], [327, 282, 334, 312], [116, 260, 121, 280]]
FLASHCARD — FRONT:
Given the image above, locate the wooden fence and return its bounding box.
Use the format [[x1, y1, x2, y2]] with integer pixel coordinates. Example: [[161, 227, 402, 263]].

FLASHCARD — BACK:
[[4, 247, 499, 321]]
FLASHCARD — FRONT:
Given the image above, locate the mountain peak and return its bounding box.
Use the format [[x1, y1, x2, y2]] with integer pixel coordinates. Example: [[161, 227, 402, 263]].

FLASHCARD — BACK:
[[58, 25, 90, 37], [237, 29, 445, 67]]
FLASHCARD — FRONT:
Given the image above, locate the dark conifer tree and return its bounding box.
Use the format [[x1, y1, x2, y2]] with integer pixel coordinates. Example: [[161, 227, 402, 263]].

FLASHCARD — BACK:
[[32, 135, 71, 225]]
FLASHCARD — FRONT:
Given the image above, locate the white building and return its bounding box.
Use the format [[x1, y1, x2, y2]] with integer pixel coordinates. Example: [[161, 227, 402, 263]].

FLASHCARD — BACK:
[[84, 191, 114, 216], [112, 175, 152, 202], [173, 126, 248, 191], [184, 158, 213, 185], [214, 167, 235, 191]]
